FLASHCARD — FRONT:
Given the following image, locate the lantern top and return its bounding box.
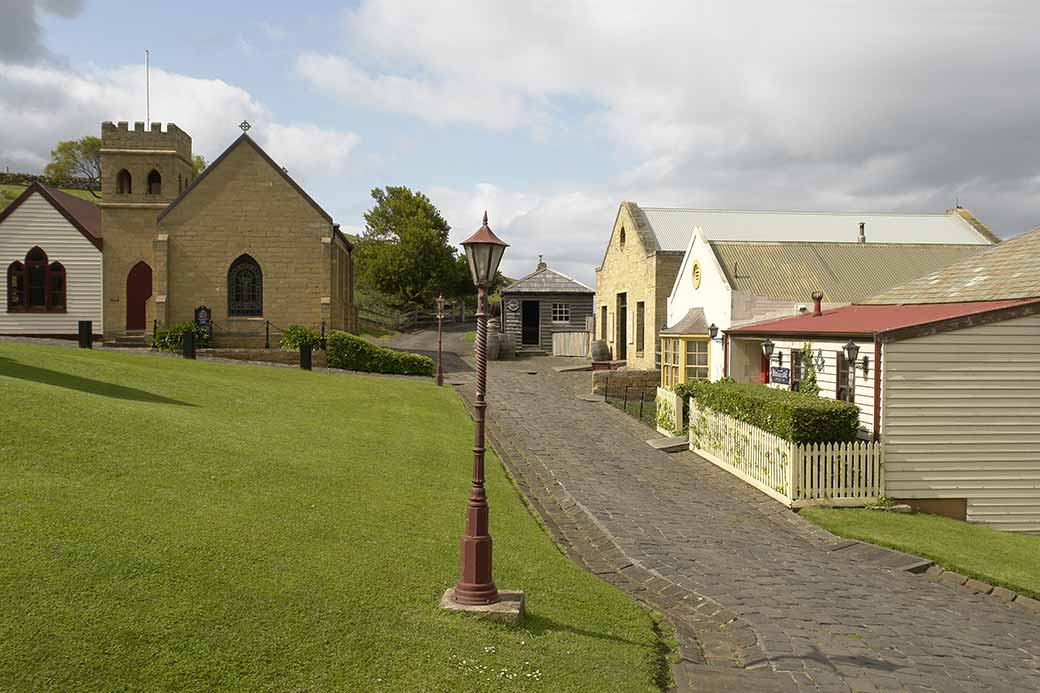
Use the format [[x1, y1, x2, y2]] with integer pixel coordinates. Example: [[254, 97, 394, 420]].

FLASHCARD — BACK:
[[461, 211, 509, 249]]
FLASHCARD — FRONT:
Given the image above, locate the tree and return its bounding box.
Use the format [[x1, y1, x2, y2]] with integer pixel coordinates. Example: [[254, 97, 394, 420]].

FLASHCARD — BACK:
[[191, 154, 207, 178], [800, 342, 820, 397], [356, 186, 460, 309], [44, 136, 101, 198]]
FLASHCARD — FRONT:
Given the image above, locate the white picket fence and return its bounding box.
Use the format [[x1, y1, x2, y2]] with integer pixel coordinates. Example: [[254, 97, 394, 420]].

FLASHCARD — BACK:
[[655, 387, 684, 436], [689, 402, 884, 508]]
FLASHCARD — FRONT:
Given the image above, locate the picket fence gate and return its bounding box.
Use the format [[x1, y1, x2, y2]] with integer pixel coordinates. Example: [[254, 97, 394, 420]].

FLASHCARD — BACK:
[[689, 402, 884, 508]]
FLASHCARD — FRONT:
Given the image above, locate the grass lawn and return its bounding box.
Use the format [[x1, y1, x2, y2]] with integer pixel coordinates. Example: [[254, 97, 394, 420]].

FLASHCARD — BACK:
[[1, 184, 96, 211], [801, 508, 1040, 599], [358, 323, 398, 339], [0, 341, 669, 691], [465, 330, 477, 344]]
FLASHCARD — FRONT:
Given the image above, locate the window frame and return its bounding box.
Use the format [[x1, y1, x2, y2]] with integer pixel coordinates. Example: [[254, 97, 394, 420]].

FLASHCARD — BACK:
[[7, 247, 66, 313], [660, 335, 711, 388], [551, 302, 570, 324], [635, 301, 645, 354], [790, 349, 802, 392], [227, 254, 264, 317], [836, 351, 856, 403]]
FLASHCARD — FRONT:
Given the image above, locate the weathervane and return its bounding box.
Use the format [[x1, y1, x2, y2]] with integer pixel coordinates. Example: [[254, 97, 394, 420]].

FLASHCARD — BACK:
[[239, 120, 252, 133]]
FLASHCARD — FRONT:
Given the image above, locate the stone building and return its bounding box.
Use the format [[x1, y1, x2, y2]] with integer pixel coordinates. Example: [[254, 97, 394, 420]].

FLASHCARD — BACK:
[[501, 257, 594, 355], [99, 121, 355, 346]]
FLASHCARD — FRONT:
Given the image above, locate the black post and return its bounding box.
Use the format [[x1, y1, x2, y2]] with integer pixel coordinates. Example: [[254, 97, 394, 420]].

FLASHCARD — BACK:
[[639, 389, 644, 421], [77, 320, 92, 349], [300, 342, 313, 371], [182, 329, 196, 359], [152, 319, 158, 342], [264, 320, 271, 349], [320, 320, 326, 348]]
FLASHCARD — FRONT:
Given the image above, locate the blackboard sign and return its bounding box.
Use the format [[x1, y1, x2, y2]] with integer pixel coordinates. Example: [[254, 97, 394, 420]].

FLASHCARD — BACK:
[[194, 305, 211, 326], [770, 366, 790, 385]]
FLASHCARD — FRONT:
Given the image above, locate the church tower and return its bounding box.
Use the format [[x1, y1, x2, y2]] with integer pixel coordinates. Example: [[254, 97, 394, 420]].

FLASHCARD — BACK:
[[99, 121, 193, 340]]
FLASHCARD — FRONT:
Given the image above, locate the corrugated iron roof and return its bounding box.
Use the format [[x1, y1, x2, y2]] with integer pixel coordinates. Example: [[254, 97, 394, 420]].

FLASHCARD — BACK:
[[502, 265, 594, 295], [640, 206, 993, 251], [862, 227, 1040, 304], [728, 299, 1040, 337], [710, 241, 988, 303]]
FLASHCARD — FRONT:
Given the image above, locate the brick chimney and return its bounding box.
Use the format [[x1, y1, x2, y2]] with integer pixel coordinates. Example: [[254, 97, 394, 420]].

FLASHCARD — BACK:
[[811, 291, 824, 316], [537, 254, 547, 271]]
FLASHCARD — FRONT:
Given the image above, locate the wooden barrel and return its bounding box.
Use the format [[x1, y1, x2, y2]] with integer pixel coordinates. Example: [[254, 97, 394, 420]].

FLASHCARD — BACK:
[[590, 339, 611, 362]]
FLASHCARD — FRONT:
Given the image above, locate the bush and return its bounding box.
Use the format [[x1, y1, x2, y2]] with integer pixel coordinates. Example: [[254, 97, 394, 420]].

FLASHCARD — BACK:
[[152, 322, 212, 352], [326, 330, 434, 376], [280, 324, 322, 350], [690, 380, 859, 444]]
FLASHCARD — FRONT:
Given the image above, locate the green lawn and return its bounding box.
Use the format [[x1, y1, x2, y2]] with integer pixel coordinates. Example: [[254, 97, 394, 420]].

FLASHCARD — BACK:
[[465, 330, 477, 344], [802, 508, 1040, 598], [1, 184, 96, 211], [0, 342, 669, 691]]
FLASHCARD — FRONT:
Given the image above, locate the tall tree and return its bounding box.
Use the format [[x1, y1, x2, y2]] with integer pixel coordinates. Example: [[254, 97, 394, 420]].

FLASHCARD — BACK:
[[44, 136, 101, 198], [356, 186, 460, 309], [192, 154, 207, 178]]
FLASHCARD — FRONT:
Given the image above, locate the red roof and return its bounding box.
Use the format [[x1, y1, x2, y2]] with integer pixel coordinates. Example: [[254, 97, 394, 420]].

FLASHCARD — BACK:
[[728, 299, 1040, 337]]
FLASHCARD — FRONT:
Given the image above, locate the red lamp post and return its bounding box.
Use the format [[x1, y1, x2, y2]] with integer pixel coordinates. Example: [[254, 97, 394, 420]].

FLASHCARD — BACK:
[[435, 294, 446, 387], [453, 211, 508, 606]]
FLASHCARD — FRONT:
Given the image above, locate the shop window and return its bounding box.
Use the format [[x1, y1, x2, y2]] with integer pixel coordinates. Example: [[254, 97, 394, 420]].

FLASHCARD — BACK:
[[685, 339, 708, 381]]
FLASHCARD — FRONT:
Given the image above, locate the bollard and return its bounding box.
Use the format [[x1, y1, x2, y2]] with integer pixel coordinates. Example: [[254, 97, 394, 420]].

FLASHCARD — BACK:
[[265, 320, 271, 349], [77, 320, 92, 349], [182, 329, 196, 359], [300, 342, 313, 371]]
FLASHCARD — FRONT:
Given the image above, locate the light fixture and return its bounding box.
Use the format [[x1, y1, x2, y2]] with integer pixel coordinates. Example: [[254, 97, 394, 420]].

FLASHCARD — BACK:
[[708, 323, 719, 341], [762, 338, 774, 359], [843, 339, 860, 365], [461, 211, 509, 288]]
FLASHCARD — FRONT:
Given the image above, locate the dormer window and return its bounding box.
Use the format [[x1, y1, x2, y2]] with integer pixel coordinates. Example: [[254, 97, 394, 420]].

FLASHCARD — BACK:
[[116, 169, 132, 194], [147, 169, 162, 195]]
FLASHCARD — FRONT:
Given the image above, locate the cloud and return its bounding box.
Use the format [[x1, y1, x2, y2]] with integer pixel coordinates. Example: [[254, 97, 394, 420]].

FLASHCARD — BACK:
[[0, 0, 84, 64], [0, 62, 361, 188], [303, 1, 1040, 240]]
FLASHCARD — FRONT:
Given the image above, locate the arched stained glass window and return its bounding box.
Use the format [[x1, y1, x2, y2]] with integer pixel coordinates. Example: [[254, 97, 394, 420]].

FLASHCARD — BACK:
[[228, 254, 262, 316]]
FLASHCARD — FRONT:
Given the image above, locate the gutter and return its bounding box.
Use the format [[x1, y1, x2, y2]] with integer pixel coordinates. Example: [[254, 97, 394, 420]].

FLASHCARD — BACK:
[[873, 336, 882, 442]]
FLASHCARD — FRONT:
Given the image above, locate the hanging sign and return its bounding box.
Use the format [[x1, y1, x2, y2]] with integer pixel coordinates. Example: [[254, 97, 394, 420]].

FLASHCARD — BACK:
[[770, 366, 790, 385]]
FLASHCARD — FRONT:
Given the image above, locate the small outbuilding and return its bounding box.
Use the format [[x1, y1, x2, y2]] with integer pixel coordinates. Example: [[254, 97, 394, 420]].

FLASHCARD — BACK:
[[726, 229, 1040, 533], [501, 257, 594, 356]]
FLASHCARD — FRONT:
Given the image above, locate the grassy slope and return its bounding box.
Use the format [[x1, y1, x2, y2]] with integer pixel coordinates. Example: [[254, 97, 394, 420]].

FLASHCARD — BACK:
[[802, 508, 1040, 598], [0, 342, 667, 691], [0, 184, 97, 211]]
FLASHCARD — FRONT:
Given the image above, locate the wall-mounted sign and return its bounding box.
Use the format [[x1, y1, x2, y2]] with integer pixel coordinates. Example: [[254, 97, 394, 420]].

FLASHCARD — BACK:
[[813, 348, 826, 372], [770, 366, 790, 385], [194, 305, 211, 326], [505, 299, 521, 312]]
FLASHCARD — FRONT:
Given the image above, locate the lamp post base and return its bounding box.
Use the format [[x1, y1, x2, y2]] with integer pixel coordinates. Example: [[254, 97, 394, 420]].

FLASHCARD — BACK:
[[440, 588, 525, 624]]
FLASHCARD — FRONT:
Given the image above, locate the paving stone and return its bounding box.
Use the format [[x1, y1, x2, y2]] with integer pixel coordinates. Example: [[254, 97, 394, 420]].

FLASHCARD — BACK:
[[450, 356, 1040, 692], [964, 578, 994, 594], [939, 570, 968, 587], [990, 586, 1017, 603], [1011, 595, 1040, 614]]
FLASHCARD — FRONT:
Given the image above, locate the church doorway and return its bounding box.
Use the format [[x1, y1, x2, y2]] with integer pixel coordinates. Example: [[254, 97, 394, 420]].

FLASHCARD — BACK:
[[126, 261, 153, 331]]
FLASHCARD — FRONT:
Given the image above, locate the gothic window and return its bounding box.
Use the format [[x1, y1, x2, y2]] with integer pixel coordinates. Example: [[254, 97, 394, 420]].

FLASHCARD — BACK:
[[227, 254, 263, 316], [116, 169, 132, 194], [7, 248, 65, 312], [147, 169, 162, 195]]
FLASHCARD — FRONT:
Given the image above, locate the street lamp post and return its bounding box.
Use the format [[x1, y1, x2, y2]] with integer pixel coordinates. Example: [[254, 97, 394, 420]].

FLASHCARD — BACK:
[[435, 294, 446, 386], [452, 211, 508, 606]]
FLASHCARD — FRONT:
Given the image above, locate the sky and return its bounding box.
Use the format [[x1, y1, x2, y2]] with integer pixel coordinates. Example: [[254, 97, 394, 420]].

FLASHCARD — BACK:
[[2, 1, 1040, 285]]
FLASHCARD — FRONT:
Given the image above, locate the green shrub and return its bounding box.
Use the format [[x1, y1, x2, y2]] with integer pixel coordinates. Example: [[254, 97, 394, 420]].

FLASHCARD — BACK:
[[280, 324, 322, 350], [151, 322, 212, 352], [690, 380, 859, 444], [800, 342, 820, 397], [326, 331, 434, 376]]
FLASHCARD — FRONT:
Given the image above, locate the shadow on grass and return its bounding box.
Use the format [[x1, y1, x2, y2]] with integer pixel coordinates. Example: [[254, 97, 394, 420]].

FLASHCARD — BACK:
[[0, 356, 194, 406], [521, 612, 650, 648]]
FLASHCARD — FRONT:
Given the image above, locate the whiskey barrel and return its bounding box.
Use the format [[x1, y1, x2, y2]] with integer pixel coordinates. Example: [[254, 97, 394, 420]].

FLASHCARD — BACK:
[[590, 339, 611, 362]]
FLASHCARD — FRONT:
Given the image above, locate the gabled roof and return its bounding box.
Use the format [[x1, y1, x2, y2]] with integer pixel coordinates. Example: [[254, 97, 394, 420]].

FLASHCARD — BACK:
[[662, 307, 709, 335], [861, 227, 1040, 305], [502, 265, 593, 295], [728, 299, 1040, 341], [157, 133, 333, 224], [0, 182, 101, 250], [709, 241, 988, 303], [637, 205, 995, 252]]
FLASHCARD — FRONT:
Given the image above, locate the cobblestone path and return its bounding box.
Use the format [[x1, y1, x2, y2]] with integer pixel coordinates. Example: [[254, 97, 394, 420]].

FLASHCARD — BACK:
[[458, 359, 1040, 692]]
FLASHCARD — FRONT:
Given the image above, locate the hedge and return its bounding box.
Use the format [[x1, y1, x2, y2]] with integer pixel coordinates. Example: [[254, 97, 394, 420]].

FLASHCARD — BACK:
[[151, 322, 212, 352], [280, 324, 322, 350], [686, 379, 859, 444], [326, 331, 434, 376]]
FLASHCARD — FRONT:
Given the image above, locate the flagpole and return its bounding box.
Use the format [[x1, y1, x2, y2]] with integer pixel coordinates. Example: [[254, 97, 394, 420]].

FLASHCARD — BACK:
[[146, 49, 150, 123]]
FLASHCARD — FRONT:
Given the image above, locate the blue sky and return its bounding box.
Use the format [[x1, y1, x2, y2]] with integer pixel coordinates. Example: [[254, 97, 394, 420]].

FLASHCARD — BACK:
[[5, 1, 1040, 284]]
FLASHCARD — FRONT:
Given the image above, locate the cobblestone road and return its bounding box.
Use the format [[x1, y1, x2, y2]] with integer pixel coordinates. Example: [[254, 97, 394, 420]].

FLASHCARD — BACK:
[[458, 358, 1040, 692]]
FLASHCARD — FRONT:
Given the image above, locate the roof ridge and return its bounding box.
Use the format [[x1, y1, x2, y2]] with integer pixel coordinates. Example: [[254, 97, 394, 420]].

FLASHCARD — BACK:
[[641, 206, 955, 217]]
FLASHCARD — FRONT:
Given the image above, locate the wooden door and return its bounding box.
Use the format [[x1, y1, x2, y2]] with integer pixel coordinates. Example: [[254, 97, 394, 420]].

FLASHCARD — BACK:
[[521, 300, 540, 345], [126, 261, 153, 331]]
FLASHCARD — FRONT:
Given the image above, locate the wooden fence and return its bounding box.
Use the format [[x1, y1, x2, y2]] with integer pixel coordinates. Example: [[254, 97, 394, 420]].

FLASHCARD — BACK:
[[655, 387, 684, 436], [689, 402, 884, 508], [552, 331, 590, 357]]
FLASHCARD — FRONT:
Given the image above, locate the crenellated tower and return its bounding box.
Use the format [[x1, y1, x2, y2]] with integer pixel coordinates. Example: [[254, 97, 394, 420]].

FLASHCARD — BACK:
[[99, 121, 193, 339]]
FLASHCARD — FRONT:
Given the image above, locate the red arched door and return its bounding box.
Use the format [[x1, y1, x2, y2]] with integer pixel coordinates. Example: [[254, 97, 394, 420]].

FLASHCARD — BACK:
[[126, 261, 153, 331]]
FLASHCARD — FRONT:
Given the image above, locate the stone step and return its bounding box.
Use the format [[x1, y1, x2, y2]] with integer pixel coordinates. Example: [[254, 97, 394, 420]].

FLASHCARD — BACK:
[[647, 436, 690, 453]]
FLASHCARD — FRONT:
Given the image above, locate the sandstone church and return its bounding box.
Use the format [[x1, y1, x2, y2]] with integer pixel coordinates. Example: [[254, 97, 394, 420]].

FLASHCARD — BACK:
[[97, 120, 356, 345]]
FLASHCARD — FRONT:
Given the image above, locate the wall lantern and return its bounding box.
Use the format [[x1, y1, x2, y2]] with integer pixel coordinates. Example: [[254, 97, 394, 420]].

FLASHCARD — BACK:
[[843, 339, 860, 365], [708, 323, 720, 341], [762, 337, 775, 359]]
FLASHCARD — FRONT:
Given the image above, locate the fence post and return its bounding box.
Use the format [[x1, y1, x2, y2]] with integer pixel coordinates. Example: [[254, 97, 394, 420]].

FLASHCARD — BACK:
[[789, 443, 800, 503], [265, 320, 270, 349], [638, 390, 644, 421]]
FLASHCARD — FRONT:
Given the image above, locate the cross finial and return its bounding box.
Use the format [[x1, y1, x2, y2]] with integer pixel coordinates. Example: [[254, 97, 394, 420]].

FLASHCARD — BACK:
[[482, 210, 488, 226], [239, 120, 252, 133]]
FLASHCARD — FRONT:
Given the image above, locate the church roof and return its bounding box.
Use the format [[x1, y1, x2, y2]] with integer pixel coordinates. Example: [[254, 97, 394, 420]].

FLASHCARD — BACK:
[[0, 182, 101, 249], [157, 133, 333, 225], [501, 264, 593, 295]]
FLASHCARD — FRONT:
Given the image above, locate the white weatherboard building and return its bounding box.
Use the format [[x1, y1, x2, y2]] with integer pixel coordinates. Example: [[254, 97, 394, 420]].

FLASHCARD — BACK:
[[660, 208, 996, 388], [1, 183, 102, 337], [729, 229, 1040, 533]]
